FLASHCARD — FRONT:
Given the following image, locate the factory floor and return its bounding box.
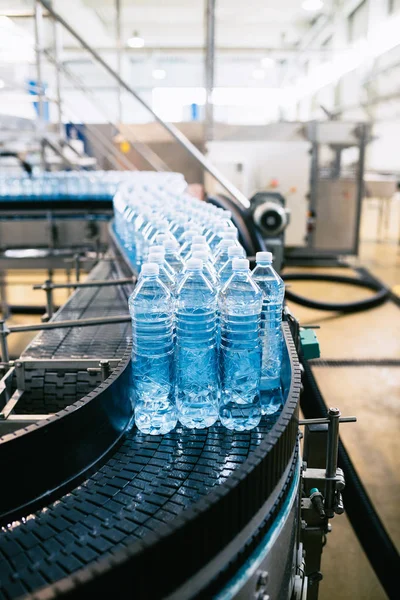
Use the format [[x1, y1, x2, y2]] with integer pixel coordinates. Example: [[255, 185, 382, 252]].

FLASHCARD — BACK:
[[285, 197, 400, 600], [1, 197, 399, 600]]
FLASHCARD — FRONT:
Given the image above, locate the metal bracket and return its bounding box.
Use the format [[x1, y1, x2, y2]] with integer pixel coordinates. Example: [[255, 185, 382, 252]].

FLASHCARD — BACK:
[[300, 408, 355, 517], [299, 407, 356, 600]]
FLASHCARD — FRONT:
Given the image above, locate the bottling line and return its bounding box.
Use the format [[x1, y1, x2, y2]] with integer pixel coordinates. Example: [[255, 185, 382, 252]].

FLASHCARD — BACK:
[[0, 169, 373, 600], [0, 0, 398, 595]]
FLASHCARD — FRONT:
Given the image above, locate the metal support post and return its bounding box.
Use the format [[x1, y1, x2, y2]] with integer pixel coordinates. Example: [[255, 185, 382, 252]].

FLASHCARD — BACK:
[[42, 279, 54, 321], [354, 123, 367, 255], [0, 271, 9, 320], [38, 0, 250, 208], [34, 0, 46, 170], [46, 211, 56, 250], [74, 253, 81, 283], [205, 0, 215, 144], [115, 0, 123, 124], [100, 359, 111, 381], [324, 407, 340, 518], [307, 121, 319, 249], [52, 1, 64, 138], [0, 321, 9, 364]]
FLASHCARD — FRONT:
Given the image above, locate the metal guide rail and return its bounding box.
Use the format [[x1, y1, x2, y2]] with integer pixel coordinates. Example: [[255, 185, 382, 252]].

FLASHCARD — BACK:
[[0, 238, 302, 598]]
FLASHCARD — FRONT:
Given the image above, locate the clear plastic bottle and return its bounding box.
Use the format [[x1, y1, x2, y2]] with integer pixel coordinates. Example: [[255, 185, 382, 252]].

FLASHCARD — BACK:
[[163, 238, 185, 273], [252, 251, 285, 415], [207, 224, 231, 253], [218, 245, 245, 284], [175, 258, 219, 428], [214, 238, 237, 272], [218, 258, 263, 431], [213, 230, 240, 259], [179, 228, 202, 258], [147, 250, 175, 290], [147, 245, 175, 276], [129, 263, 177, 435], [191, 250, 218, 287]]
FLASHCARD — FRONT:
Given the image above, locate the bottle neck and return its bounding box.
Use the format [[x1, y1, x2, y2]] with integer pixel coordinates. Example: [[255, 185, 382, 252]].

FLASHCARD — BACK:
[[257, 261, 272, 268]]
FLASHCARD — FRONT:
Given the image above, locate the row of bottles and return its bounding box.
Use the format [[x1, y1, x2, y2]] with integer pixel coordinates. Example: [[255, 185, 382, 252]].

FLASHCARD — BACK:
[[113, 175, 284, 434], [0, 170, 186, 201], [129, 249, 284, 434]]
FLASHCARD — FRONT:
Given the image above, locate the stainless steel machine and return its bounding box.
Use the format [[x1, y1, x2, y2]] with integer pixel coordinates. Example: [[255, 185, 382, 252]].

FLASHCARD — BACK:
[[206, 120, 371, 265]]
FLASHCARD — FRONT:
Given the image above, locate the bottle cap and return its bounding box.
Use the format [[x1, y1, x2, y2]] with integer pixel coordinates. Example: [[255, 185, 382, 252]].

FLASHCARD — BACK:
[[185, 228, 200, 237], [141, 263, 159, 276], [192, 235, 206, 244], [163, 238, 179, 250], [191, 243, 209, 254], [228, 245, 245, 258], [232, 258, 249, 271], [221, 230, 238, 240], [186, 258, 203, 270], [256, 251, 273, 263], [156, 220, 168, 230], [192, 250, 208, 261], [148, 253, 163, 263], [220, 239, 235, 249], [149, 245, 165, 255]]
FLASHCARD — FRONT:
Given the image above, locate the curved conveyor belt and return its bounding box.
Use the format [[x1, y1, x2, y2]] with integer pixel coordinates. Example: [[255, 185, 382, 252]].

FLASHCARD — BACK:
[[0, 240, 301, 600]]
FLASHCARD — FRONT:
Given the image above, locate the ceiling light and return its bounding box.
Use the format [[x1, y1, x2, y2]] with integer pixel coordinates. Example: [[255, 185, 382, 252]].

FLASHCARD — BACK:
[[261, 57, 275, 68], [127, 31, 144, 48], [302, 0, 324, 11], [152, 69, 166, 80], [252, 68, 266, 80], [0, 80, 4, 89]]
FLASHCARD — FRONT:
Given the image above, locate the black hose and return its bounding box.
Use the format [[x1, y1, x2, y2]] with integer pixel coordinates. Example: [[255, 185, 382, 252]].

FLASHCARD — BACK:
[[5, 305, 59, 315], [206, 194, 260, 257], [301, 358, 399, 599], [282, 272, 389, 313], [310, 358, 400, 368]]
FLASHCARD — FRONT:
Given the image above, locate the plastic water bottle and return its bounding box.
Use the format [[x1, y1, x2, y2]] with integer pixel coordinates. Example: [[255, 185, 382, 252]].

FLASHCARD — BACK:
[[252, 251, 285, 415], [214, 238, 237, 272], [147, 250, 175, 290], [179, 228, 202, 258], [218, 258, 262, 431], [129, 263, 177, 434], [219, 245, 245, 284], [163, 238, 185, 273], [175, 258, 219, 428], [214, 230, 240, 258], [147, 245, 175, 276], [191, 250, 218, 287]]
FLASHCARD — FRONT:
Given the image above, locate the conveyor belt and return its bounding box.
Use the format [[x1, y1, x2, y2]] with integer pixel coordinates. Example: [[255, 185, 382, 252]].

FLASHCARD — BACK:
[[0, 248, 300, 599], [14, 261, 132, 416], [0, 420, 283, 599], [24, 260, 131, 361]]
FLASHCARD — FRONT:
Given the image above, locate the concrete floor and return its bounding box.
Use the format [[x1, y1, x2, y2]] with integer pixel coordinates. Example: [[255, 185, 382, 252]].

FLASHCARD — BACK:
[[285, 198, 400, 599], [1, 197, 399, 599]]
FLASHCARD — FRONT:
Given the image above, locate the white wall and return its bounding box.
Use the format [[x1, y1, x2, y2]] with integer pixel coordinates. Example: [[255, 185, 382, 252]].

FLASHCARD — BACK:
[[206, 140, 310, 246]]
